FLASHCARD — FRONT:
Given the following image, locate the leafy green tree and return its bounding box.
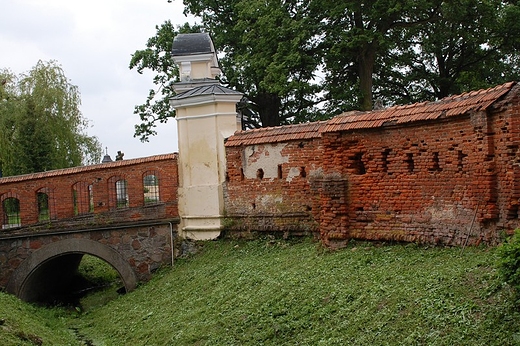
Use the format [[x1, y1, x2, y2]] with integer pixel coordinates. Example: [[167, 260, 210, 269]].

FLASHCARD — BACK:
[[130, 22, 202, 142], [132, 0, 323, 135], [185, 0, 324, 127], [134, 0, 520, 137], [315, 0, 443, 112], [375, 0, 520, 105], [0, 60, 101, 177]]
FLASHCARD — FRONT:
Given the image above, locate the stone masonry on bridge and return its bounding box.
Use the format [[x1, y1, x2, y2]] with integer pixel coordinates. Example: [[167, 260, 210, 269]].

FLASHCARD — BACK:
[[2, 224, 173, 302]]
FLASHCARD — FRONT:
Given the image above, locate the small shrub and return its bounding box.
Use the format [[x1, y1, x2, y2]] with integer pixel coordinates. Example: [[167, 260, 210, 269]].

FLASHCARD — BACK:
[[498, 229, 520, 294]]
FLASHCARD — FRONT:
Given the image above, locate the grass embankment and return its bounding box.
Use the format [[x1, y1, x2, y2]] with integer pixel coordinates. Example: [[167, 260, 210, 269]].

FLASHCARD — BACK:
[[1, 238, 520, 345], [0, 293, 78, 345]]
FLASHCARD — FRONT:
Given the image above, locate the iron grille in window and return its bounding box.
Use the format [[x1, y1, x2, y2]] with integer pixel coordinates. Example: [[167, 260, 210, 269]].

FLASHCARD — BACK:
[[108, 176, 129, 209], [143, 172, 160, 205], [1, 193, 20, 229], [37, 191, 49, 222], [36, 187, 55, 221], [73, 182, 94, 215]]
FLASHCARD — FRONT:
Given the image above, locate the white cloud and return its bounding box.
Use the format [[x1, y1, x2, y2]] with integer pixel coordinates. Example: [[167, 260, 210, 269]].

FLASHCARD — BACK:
[[0, 0, 196, 160]]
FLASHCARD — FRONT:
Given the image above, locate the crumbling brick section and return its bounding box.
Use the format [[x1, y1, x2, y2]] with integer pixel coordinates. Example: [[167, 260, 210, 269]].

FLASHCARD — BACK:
[[224, 123, 324, 237], [313, 176, 349, 249], [223, 82, 520, 247]]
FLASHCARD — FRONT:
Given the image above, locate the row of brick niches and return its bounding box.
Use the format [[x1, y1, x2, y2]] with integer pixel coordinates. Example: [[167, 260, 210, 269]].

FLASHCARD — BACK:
[[0, 155, 179, 231]]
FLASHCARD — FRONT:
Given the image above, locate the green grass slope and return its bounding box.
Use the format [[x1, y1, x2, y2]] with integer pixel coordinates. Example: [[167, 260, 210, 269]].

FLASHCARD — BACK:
[[0, 292, 78, 345], [1, 238, 519, 345], [76, 239, 520, 345]]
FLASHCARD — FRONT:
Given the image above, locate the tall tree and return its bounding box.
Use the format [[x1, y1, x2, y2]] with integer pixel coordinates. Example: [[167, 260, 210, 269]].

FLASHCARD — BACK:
[[316, 0, 442, 112], [131, 0, 324, 136], [0, 61, 101, 177], [375, 0, 520, 105], [134, 0, 520, 138], [185, 0, 324, 127]]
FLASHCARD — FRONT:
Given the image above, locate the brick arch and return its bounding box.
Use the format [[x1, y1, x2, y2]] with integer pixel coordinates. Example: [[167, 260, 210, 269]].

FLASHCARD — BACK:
[[35, 186, 56, 221], [6, 238, 137, 302], [0, 191, 20, 202], [108, 175, 128, 209], [1, 191, 21, 228]]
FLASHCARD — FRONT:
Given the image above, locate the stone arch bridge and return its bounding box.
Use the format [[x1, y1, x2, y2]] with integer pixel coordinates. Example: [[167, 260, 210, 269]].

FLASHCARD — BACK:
[[0, 154, 179, 302]]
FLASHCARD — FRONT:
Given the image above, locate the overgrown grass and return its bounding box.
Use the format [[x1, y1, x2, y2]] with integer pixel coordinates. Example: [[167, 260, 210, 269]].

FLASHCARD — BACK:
[[1, 238, 519, 345], [77, 238, 520, 345], [0, 292, 78, 345]]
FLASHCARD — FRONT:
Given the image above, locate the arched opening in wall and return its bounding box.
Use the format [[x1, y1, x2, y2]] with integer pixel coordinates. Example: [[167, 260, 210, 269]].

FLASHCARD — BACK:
[[257, 168, 264, 180], [349, 152, 366, 175], [143, 172, 160, 205], [73, 182, 94, 215], [300, 166, 307, 178], [2, 195, 20, 229], [240, 168, 245, 181], [405, 153, 414, 173], [37, 191, 49, 221], [36, 187, 55, 222], [108, 176, 129, 209], [278, 164, 283, 179], [19, 253, 123, 309], [382, 148, 391, 173]]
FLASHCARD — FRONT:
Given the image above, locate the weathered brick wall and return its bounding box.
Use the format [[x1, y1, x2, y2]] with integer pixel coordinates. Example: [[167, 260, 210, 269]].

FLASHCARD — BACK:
[[224, 139, 322, 236], [319, 115, 494, 246], [488, 94, 520, 231], [0, 154, 179, 231], [223, 86, 520, 247]]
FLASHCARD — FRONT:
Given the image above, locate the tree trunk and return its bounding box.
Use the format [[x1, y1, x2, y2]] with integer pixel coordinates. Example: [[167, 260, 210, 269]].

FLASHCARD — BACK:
[[358, 43, 377, 111], [255, 92, 282, 127]]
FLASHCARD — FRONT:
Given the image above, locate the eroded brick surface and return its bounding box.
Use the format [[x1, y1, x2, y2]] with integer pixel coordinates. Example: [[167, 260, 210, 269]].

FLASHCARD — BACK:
[[224, 83, 520, 247]]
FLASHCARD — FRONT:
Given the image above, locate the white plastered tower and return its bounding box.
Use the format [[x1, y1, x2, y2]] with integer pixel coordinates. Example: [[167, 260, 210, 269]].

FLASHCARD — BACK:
[[170, 33, 243, 240]]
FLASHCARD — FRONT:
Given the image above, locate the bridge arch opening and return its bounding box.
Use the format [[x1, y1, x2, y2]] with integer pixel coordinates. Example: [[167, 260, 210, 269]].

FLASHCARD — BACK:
[[6, 238, 137, 304]]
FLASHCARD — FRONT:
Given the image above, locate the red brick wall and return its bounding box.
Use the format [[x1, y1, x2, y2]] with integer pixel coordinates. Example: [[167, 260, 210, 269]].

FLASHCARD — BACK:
[[319, 115, 489, 246], [224, 140, 322, 236], [0, 155, 179, 231], [223, 105, 520, 246]]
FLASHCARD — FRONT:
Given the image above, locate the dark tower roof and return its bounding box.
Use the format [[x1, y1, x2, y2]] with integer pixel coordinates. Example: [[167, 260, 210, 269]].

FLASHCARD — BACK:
[[172, 33, 214, 56], [171, 84, 242, 101]]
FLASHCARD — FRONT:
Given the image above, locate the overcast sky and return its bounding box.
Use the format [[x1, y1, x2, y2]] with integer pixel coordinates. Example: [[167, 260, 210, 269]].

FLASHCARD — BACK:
[[0, 0, 196, 160]]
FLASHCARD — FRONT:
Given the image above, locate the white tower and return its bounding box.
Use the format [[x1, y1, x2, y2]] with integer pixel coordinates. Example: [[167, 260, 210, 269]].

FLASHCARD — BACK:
[[170, 33, 243, 240]]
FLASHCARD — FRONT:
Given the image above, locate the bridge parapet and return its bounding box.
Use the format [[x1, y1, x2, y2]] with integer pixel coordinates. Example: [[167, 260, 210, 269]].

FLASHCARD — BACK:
[[0, 154, 178, 230]]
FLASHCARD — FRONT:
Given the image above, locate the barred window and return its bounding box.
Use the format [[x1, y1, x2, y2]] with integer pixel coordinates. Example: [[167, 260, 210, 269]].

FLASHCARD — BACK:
[[108, 176, 129, 209], [37, 191, 49, 222], [116, 180, 128, 208], [2, 194, 20, 229], [36, 187, 55, 221], [73, 182, 94, 215], [143, 172, 160, 205]]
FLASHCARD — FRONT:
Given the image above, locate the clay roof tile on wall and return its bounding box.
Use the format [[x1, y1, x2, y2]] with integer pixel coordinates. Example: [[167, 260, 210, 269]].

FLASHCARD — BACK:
[[0, 153, 177, 184], [225, 82, 516, 146], [325, 81, 516, 133], [225, 121, 328, 147]]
